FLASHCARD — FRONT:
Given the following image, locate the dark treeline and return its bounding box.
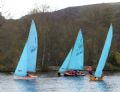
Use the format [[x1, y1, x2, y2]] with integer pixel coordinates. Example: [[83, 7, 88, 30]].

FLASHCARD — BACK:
[[0, 3, 120, 72]]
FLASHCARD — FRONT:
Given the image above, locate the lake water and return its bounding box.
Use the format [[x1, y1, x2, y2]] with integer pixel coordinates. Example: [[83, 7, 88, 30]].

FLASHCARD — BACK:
[[0, 72, 120, 92]]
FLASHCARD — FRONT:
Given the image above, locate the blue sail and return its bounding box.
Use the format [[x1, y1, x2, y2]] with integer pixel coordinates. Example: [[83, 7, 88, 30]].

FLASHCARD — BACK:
[[59, 49, 72, 73], [68, 30, 84, 70], [94, 24, 113, 78], [27, 20, 38, 72], [14, 44, 27, 76]]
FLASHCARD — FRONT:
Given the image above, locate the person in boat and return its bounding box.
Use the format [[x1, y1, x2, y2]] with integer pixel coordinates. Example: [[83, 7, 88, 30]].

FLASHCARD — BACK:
[[27, 73, 32, 77], [86, 66, 93, 76], [26, 73, 37, 78], [86, 66, 105, 80], [77, 71, 85, 75]]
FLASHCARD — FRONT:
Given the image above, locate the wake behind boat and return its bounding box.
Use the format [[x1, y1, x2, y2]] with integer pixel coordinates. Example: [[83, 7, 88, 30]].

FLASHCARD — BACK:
[[14, 20, 38, 80], [58, 29, 85, 76]]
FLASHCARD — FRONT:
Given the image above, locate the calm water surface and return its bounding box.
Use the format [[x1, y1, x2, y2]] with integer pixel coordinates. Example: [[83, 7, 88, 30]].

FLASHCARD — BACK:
[[0, 72, 120, 92]]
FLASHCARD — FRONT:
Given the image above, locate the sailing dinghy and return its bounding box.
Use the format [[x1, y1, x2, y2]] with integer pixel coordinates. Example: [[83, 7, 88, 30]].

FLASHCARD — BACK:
[[14, 20, 38, 79], [58, 30, 85, 76], [90, 24, 113, 81]]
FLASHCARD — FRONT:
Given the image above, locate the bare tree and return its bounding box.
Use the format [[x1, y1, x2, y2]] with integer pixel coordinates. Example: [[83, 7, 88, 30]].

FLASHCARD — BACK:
[[29, 3, 41, 14], [41, 4, 50, 13], [0, 0, 2, 14], [29, 4, 50, 15], [0, 0, 5, 26]]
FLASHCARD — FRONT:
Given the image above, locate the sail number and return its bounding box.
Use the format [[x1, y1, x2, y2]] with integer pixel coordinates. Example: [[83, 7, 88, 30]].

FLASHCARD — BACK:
[[31, 47, 36, 53]]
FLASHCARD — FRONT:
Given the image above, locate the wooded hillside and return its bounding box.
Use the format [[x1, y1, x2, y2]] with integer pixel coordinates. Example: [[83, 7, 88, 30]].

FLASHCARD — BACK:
[[0, 3, 120, 72]]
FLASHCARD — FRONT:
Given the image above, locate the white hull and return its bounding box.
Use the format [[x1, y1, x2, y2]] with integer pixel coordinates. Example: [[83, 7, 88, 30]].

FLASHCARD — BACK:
[[13, 75, 37, 80]]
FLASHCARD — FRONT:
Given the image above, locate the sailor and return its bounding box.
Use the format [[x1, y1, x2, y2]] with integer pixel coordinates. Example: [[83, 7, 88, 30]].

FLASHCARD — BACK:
[[71, 70, 77, 75], [27, 73, 36, 78], [87, 66, 93, 75], [27, 73, 32, 77]]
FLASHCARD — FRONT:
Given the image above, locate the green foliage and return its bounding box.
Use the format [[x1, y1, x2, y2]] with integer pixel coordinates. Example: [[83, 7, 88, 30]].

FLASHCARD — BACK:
[[109, 51, 120, 67]]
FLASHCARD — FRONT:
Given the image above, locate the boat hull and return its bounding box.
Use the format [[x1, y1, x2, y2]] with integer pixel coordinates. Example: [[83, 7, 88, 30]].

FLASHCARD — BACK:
[[64, 72, 85, 76], [13, 75, 37, 80], [89, 75, 104, 81]]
